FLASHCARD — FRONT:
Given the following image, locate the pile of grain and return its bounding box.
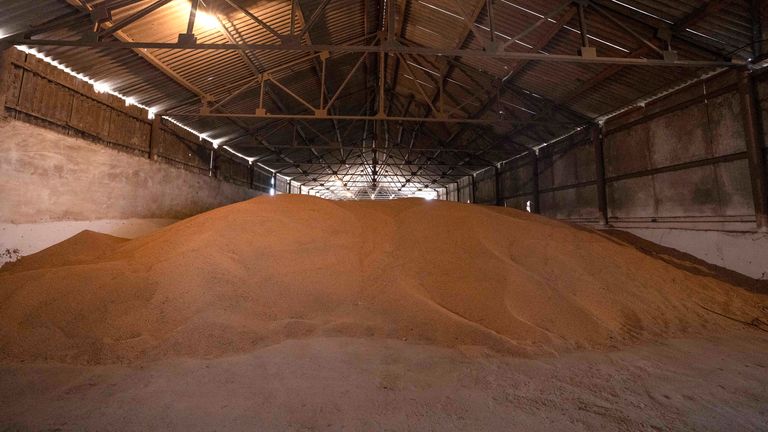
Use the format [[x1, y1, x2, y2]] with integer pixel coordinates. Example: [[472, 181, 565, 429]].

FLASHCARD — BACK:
[[0, 195, 764, 364]]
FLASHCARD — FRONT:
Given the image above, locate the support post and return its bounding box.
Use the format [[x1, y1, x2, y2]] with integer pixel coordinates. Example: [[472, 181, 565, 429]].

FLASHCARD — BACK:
[[592, 124, 610, 226], [738, 69, 768, 231], [248, 164, 255, 189], [576, 1, 595, 57], [470, 174, 477, 203], [750, 0, 763, 59], [494, 164, 503, 206], [453, 182, 459, 202], [178, 0, 199, 45], [531, 151, 540, 214], [149, 115, 162, 160], [209, 148, 216, 177], [0, 45, 12, 116]]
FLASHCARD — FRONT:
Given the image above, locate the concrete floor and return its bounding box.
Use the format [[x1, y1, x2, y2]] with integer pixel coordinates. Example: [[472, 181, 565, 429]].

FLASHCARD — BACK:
[[2, 331, 767, 431]]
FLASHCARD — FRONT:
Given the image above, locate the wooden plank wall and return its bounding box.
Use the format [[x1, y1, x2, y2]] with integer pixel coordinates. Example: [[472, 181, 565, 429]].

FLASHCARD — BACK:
[[0, 48, 271, 192]]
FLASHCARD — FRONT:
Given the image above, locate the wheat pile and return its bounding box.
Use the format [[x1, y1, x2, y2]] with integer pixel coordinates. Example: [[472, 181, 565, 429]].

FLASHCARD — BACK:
[[1, 195, 764, 364]]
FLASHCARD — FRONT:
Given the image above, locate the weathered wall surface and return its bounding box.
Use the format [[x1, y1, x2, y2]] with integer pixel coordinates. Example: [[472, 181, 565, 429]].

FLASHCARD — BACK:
[[0, 119, 258, 223], [623, 228, 768, 280], [0, 47, 269, 262], [0, 119, 260, 261], [0, 47, 274, 192], [601, 71, 755, 229], [472, 69, 763, 231], [465, 69, 768, 278]]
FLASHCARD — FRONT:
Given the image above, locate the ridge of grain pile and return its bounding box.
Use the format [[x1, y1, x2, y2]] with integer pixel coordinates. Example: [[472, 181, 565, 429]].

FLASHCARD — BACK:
[[0, 195, 764, 364]]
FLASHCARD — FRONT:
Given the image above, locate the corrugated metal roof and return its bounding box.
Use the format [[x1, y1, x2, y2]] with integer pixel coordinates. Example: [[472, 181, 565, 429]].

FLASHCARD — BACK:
[[0, 0, 756, 194]]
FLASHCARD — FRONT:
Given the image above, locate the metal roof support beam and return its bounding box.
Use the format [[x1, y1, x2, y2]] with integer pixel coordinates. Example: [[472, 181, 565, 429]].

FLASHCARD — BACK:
[[265, 73, 317, 112], [325, 45, 375, 110], [396, 53, 439, 115], [300, 0, 332, 39], [500, 0, 572, 52], [589, 2, 663, 56], [436, 3, 578, 166], [97, 0, 173, 39], [589, 0, 735, 60], [275, 4, 345, 162], [160, 111, 580, 125], [215, 12, 341, 183], [750, 0, 764, 58], [5, 39, 743, 67], [183, 0, 200, 36], [553, 0, 740, 109], [409, 0, 485, 130], [450, 0, 490, 48], [495, 0, 739, 164], [234, 143, 495, 154], [220, 0, 282, 40], [15, 10, 91, 39], [577, 1, 590, 48]]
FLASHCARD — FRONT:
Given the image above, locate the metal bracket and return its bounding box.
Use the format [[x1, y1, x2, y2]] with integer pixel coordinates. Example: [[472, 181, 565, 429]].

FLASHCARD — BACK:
[[178, 33, 197, 46], [199, 96, 214, 114], [580, 46, 597, 58], [90, 6, 112, 26], [662, 50, 679, 62], [278, 35, 301, 48], [656, 27, 672, 43], [80, 33, 99, 42], [484, 40, 503, 53]]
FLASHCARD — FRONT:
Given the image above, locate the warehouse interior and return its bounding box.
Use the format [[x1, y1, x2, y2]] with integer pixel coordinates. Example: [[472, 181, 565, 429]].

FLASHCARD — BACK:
[[1, 0, 768, 430]]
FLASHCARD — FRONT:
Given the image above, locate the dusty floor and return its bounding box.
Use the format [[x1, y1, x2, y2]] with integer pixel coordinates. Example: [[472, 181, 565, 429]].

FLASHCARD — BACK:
[[3, 197, 767, 430], [2, 330, 767, 431]]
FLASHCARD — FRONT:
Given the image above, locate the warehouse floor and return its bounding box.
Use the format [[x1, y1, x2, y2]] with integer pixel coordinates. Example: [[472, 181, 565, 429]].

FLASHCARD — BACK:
[[2, 332, 767, 431], [2, 196, 767, 431]]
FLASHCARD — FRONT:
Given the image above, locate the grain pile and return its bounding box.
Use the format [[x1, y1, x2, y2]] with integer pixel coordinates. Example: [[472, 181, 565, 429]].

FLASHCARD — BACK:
[[0, 195, 765, 364]]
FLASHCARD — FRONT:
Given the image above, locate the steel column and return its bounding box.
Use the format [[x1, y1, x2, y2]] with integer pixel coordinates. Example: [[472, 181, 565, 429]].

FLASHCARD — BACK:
[[4, 39, 743, 68], [209, 149, 216, 177], [494, 165, 503, 206], [531, 151, 540, 214], [592, 124, 610, 226], [577, 2, 589, 48], [471, 174, 477, 203], [737, 69, 768, 231], [750, 0, 764, 58], [149, 115, 162, 160]]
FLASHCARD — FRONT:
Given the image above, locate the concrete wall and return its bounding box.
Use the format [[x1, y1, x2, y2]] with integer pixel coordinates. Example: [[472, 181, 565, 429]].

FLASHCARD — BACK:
[[473, 167, 497, 204], [622, 228, 768, 280], [602, 71, 755, 229], [457, 176, 473, 203], [0, 118, 260, 262], [468, 69, 768, 278], [477, 70, 758, 228]]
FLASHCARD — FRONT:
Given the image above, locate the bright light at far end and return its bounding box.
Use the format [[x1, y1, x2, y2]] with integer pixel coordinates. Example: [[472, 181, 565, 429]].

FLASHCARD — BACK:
[[269, 188, 275, 196], [411, 189, 438, 201]]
